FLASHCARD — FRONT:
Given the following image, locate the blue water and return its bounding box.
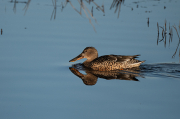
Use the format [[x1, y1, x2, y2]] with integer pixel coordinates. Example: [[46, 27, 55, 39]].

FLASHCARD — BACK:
[[0, 0, 180, 119]]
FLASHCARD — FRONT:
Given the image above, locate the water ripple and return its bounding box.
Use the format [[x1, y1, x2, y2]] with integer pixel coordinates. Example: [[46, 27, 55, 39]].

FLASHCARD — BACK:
[[140, 63, 180, 79]]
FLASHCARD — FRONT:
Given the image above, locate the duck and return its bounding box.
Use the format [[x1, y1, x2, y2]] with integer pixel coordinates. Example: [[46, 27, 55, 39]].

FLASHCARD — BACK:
[[69, 47, 145, 71]]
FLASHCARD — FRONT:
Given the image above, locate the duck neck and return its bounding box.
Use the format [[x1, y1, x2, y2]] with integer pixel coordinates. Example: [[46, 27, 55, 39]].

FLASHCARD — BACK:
[[83, 59, 92, 67], [83, 56, 97, 67]]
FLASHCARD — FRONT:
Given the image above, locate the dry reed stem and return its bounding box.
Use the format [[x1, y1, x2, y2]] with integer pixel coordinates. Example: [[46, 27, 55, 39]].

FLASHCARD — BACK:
[[162, 28, 164, 38], [81, 2, 97, 23], [164, 32, 166, 47], [157, 22, 159, 34], [23, 0, 31, 15], [169, 27, 173, 46], [170, 28, 173, 42], [179, 49, 180, 63], [157, 35, 159, 45], [172, 25, 180, 58], [13, 0, 16, 13], [110, 0, 123, 18], [117, 3, 121, 18], [173, 26, 180, 38], [91, 6, 93, 16], [165, 19, 167, 33], [157, 20, 180, 58], [69, 1, 82, 15], [67, 0, 97, 32], [78, 0, 96, 32], [92, 1, 105, 13], [51, 0, 57, 20], [110, 0, 116, 9]]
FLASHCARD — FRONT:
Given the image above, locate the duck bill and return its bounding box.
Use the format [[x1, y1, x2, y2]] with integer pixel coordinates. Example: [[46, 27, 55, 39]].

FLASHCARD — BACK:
[[69, 53, 84, 62]]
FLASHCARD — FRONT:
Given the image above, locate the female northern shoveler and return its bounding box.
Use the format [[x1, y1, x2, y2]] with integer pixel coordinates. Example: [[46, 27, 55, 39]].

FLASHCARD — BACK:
[[69, 47, 145, 71]]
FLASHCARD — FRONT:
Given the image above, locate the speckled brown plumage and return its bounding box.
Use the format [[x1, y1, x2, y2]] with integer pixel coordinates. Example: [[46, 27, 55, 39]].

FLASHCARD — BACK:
[[69, 47, 145, 71]]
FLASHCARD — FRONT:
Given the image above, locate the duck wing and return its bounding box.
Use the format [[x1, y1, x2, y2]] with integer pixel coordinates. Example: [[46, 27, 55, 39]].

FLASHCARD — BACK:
[[91, 55, 117, 63], [111, 55, 140, 62], [92, 55, 140, 63]]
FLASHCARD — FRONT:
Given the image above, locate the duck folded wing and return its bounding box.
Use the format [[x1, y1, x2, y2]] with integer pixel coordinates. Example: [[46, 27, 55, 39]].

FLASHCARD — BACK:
[[113, 55, 140, 62], [92, 55, 118, 63], [92, 55, 140, 63]]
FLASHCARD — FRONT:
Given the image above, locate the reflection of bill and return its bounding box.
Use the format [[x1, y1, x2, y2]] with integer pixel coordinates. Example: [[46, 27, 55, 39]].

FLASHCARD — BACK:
[[69, 67, 98, 86], [69, 63, 142, 86]]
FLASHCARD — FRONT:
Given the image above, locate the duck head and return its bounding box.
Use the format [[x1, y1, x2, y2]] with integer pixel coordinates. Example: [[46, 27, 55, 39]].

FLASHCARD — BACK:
[[69, 47, 98, 63]]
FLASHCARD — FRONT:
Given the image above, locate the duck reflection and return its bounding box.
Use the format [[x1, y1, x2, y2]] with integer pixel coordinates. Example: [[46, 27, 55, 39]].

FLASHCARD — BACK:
[[69, 63, 143, 86]]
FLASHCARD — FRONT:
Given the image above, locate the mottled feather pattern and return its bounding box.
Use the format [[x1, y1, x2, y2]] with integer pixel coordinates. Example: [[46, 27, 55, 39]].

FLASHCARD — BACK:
[[90, 55, 143, 71]]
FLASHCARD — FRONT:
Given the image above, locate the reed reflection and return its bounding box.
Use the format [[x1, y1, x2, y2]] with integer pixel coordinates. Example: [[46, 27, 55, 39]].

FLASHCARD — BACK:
[[157, 20, 180, 59], [61, 0, 105, 32], [10, 0, 31, 15], [69, 63, 142, 86], [8, 0, 125, 31], [51, 0, 57, 20], [11, 0, 124, 31], [110, 0, 124, 18], [1, 29, 2, 35]]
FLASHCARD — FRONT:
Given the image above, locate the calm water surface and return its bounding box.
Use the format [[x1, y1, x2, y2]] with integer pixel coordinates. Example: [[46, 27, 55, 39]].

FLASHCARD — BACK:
[[0, 0, 180, 119]]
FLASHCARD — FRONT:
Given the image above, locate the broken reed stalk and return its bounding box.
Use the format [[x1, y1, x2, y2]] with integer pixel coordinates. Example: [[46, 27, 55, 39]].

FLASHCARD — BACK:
[[110, 0, 116, 9], [91, 1, 105, 13], [117, 2, 121, 18], [165, 19, 167, 34], [67, 0, 105, 32], [69, 1, 82, 15], [157, 22, 159, 45], [172, 40, 180, 58], [81, 1, 97, 23], [54, 0, 57, 19], [51, 0, 57, 20], [23, 0, 31, 15], [91, 6, 93, 16], [164, 31, 166, 48], [78, 0, 96, 32], [179, 49, 180, 63], [168, 22, 173, 43], [85, 0, 91, 4], [13, 0, 16, 13], [169, 27, 173, 43], [157, 22, 159, 34], [173, 26, 180, 38], [169, 29, 171, 46], [172, 25, 180, 58], [110, 0, 123, 18], [114, 2, 119, 13], [162, 28, 164, 39], [157, 20, 180, 58]]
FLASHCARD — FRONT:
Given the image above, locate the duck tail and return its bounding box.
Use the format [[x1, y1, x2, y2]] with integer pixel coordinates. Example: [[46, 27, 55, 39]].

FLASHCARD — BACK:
[[130, 60, 145, 67], [141, 60, 146, 63]]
